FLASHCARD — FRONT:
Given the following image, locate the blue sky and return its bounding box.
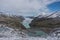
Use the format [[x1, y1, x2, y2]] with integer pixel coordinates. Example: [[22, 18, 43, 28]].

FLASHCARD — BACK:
[[0, 0, 60, 17], [47, 1, 60, 11]]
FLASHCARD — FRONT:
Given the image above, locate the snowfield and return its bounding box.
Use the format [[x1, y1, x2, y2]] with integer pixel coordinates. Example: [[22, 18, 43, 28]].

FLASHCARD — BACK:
[[0, 37, 47, 40], [0, 25, 59, 40], [0, 27, 47, 40]]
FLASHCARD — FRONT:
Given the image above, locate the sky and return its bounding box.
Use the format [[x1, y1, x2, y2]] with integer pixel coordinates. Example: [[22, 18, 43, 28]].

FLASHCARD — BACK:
[[0, 0, 60, 17], [47, 1, 60, 11]]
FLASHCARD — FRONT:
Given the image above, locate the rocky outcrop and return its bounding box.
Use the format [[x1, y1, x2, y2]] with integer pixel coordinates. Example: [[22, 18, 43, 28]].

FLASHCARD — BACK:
[[29, 17, 60, 34]]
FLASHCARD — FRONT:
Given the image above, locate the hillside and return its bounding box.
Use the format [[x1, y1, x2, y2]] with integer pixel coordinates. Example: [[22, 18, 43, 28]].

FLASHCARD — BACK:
[[0, 13, 26, 31]]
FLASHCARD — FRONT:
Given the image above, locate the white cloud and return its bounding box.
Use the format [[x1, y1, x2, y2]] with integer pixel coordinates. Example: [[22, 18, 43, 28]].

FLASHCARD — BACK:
[[0, 0, 59, 16]]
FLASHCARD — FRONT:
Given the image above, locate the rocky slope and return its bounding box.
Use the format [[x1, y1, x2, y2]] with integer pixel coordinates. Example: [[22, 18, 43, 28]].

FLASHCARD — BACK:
[[0, 13, 27, 31], [29, 17, 60, 34]]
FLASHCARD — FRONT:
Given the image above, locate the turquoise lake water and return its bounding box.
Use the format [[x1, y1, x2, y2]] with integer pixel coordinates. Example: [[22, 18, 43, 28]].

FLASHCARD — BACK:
[[21, 18, 47, 37]]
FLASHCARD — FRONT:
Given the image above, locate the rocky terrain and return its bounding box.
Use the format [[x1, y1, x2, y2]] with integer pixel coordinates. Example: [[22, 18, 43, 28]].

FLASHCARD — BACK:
[[29, 17, 60, 34], [0, 12, 60, 40], [0, 14, 49, 40]]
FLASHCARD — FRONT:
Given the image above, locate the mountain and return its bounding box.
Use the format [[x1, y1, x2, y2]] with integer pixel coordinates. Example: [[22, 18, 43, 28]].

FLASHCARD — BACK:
[[29, 11, 60, 34], [0, 12, 27, 31]]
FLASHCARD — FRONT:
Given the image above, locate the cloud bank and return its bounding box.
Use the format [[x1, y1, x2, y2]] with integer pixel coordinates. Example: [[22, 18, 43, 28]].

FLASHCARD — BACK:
[[0, 0, 59, 16]]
